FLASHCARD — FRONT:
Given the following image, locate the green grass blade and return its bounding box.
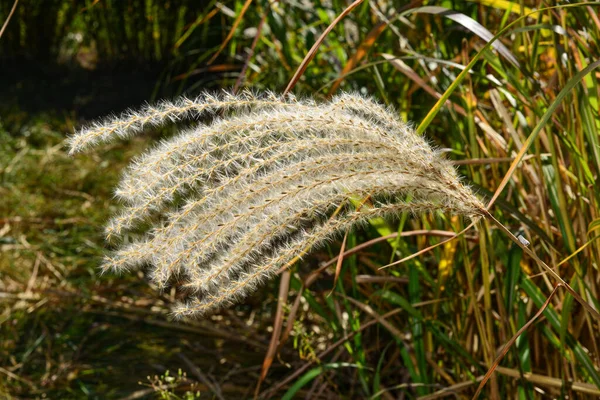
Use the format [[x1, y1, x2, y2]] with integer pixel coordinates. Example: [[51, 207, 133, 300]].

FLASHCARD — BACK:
[[415, 3, 600, 136], [521, 278, 600, 387], [282, 363, 366, 400]]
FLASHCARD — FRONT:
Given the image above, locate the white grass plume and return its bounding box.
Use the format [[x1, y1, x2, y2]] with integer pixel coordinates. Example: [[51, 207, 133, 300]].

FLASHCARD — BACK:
[[69, 90, 485, 318]]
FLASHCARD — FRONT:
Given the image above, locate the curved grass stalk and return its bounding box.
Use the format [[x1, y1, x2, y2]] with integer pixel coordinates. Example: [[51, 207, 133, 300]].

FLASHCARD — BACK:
[[103, 153, 398, 276], [105, 154, 406, 276], [117, 107, 416, 204], [183, 176, 465, 294], [108, 119, 406, 237], [68, 90, 307, 154], [173, 199, 478, 318]]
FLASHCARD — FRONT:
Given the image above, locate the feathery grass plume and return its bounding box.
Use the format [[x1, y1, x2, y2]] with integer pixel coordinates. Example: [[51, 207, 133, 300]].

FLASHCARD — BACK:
[[69, 90, 485, 318], [67, 90, 311, 155]]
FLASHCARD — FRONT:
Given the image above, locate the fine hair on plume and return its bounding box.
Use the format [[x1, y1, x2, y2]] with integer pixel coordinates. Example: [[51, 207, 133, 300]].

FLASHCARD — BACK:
[[68, 90, 485, 318]]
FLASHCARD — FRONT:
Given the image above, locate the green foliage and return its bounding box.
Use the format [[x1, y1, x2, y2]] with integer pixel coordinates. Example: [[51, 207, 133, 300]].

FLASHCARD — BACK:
[[2, 0, 600, 398], [0, 0, 221, 64], [145, 369, 201, 400]]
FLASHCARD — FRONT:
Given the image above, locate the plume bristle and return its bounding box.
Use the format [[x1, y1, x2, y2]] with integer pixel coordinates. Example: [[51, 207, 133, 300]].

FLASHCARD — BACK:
[[69, 90, 484, 318]]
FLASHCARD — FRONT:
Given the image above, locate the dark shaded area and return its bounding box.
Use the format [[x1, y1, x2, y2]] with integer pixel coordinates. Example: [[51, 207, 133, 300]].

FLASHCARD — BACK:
[[7, 303, 270, 398], [0, 0, 218, 64], [0, 61, 166, 120], [0, 58, 235, 135], [0, 0, 232, 126]]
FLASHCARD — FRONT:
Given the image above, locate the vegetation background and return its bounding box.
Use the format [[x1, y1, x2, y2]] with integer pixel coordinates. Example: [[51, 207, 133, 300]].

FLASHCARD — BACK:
[[1, 0, 600, 398]]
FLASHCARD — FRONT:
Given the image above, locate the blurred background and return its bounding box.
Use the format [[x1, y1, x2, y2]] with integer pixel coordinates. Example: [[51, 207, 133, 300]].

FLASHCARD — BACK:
[[2, 0, 600, 398]]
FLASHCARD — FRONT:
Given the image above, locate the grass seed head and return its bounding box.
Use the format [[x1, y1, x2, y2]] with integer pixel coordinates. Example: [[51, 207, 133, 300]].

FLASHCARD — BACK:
[[69, 90, 484, 318]]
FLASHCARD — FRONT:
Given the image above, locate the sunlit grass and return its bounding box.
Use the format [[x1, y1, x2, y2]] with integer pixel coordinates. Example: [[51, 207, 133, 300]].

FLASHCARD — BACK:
[[2, 1, 600, 398]]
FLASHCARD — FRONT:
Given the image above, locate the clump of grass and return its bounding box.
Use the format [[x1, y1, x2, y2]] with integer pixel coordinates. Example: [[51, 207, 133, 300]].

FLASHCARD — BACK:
[[68, 90, 485, 317]]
